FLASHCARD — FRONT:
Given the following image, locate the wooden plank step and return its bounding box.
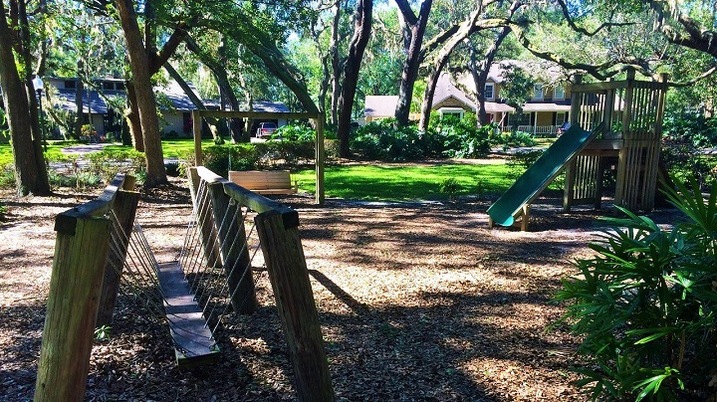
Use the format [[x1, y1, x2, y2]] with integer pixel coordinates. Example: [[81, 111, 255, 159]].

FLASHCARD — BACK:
[[156, 262, 220, 367]]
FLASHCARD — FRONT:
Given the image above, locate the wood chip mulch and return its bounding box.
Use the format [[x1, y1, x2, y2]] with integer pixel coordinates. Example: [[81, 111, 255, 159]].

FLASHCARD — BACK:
[[0, 178, 682, 401]]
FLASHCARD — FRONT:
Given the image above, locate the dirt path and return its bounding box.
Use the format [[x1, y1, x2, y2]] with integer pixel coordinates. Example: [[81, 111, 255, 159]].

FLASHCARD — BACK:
[[0, 179, 680, 401]]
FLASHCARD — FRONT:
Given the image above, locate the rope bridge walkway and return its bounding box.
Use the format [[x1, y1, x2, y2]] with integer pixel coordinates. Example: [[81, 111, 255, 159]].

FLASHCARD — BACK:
[[33, 167, 334, 402]]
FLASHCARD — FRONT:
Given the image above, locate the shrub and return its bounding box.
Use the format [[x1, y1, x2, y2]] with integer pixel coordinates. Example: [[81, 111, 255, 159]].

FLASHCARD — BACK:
[[199, 141, 315, 178], [439, 177, 460, 200], [430, 114, 492, 158], [0, 163, 14, 189], [272, 124, 316, 142], [492, 130, 537, 148], [557, 179, 717, 401], [87, 148, 145, 183], [351, 119, 443, 161]]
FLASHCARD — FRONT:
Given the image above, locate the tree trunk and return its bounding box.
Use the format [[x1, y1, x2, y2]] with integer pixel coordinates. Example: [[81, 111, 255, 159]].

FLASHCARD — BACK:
[[0, 1, 49, 196], [470, 27, 511, 125], [394, 0, 433, 127], [75, 60, 84, 139], [329, 0, 342, 126], [115, 0, 166, 187], [337, 0, 373, 158], [124, 81, 144, 151]]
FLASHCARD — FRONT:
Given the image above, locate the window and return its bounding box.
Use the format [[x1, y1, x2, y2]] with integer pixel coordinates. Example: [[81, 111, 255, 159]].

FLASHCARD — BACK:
[[555, 112, 567, 126], [508, 112, 531, 126], [533, 84, 544, 100], [64, 80, 76, 89], [439, 108, 465, 120], [102, 81, 114, 90], [554, 85, 565, 100], [484, 83, 494, 100]]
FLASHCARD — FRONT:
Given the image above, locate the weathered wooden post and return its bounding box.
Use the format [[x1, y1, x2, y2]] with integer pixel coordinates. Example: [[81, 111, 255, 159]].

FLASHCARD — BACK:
[[192, 110, 203, 166], [34, 213, 112, 401], [96, 176, 140, 326], [255, 208, 334, 402], [187, 167, 221, 268], [207, 178, 258, 314], [315, 113, 326, 205]]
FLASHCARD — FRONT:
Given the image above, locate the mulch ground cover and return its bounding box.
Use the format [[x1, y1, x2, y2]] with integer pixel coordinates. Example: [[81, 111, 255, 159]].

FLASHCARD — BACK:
[[0, 176, 681, 401]]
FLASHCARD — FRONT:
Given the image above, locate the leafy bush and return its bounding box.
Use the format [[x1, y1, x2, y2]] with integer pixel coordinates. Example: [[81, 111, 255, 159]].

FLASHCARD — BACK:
[[558, 179, 717, 401], [661, 112, 717, 190], [439, 177, 460, 200], [271, 124, 316, 142], [430, 113, 492, 158], [87, 148, 145, 183], [199, 141, 315, 178], [351, 118, 445, 161], [663, 111, 717, 149], [491, 130, 537, 148], [0, 163, 14, 189]]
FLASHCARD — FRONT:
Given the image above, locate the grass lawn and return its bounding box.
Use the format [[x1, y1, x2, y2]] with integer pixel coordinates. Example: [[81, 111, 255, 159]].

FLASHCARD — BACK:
[[0, 138, 217, 165], [293, 162, 514, 201]]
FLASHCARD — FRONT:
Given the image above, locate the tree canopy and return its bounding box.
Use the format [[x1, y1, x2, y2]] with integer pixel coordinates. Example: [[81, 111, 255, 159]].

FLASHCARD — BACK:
[[2, 0, 717, 191]]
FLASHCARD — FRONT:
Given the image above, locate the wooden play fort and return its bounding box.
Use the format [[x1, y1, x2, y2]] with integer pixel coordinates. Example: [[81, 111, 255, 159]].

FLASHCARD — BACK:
[[488, 69, 669, 230]]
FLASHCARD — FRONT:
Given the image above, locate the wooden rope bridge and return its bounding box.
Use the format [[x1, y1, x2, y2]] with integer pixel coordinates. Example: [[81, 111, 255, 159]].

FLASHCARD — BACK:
[[33, 167, 334, 402]]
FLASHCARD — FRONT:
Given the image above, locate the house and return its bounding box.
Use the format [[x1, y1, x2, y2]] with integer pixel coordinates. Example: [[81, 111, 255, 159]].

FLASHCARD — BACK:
[[364, 60, 572, 136], [461, 60, 572, 136], [46, 77, 213, 138]]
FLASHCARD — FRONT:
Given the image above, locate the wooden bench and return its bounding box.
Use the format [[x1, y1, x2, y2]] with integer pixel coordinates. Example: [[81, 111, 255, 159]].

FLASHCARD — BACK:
[[228, 170, 298, 195]]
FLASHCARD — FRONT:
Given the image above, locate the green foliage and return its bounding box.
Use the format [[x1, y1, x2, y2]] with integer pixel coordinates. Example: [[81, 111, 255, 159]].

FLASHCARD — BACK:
[[271, 124, 316, 141], [86, 148, 146, 183], [351, 119, 444, 161], [94, 325, 111, 342], [492, 130, 537, 148], [198, 141, 315, 178], [662, 111, 717, 189], [439, 177, 460, 200], [430, 113, 492, 158], [557, 179, 717, 401], [0, 163, 15, 189], [499, 65, 534, 114], [353, 115, 497, 161]]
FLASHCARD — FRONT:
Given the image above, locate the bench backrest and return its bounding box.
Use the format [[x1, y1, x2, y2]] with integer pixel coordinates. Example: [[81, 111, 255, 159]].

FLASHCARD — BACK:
[[228, 170, 293, 191]]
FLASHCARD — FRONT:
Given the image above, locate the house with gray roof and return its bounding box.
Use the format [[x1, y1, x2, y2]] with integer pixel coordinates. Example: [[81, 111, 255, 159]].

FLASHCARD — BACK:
[[365, 60, 573, 135]]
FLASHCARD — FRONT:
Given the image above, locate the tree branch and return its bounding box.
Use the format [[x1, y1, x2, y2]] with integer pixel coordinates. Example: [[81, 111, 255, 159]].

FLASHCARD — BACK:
[[555, 0, 634, 36]]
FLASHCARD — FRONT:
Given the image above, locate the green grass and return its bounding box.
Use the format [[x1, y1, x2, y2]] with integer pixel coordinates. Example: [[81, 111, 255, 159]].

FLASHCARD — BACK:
[[0, 138, 217, 166], [103, 138, 217, 159], [293, 162, 513, 201]]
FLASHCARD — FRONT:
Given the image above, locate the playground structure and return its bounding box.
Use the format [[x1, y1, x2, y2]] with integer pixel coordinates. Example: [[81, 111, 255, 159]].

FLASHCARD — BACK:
[[488, 70, 669, 230], [33, 170, 334, 402]]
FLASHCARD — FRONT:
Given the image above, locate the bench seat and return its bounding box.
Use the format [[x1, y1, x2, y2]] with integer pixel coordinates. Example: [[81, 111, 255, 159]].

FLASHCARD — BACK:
[[228, 170, 298, 195]]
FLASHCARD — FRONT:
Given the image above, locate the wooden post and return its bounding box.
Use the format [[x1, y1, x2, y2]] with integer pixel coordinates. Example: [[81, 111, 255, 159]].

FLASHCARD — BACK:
[[188, 167, 221, 268], [255, 209, 334, 402], [95, 187, 140, 326], [207, 181, 258, 314], [615, 69, 636, 207], [34, 216, 112, 402], [315, 114, 326, 205], [193, 110, 202, 166], [562, 158, 576, 212], [569, 74, 582, 126]]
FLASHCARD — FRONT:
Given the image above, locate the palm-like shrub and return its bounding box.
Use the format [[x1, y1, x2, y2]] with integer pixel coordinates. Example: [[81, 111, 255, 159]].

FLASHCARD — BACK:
[[558, 180, 717, 401]]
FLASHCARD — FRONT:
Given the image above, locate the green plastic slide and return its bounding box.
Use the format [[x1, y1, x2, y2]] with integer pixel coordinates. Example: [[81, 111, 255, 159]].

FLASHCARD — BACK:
[[487, 124, 600, 227]]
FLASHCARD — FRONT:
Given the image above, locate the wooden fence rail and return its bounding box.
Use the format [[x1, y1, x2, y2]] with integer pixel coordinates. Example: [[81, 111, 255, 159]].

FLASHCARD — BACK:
[[34, 174, 137, 402], [192, 166, 334, 402]]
